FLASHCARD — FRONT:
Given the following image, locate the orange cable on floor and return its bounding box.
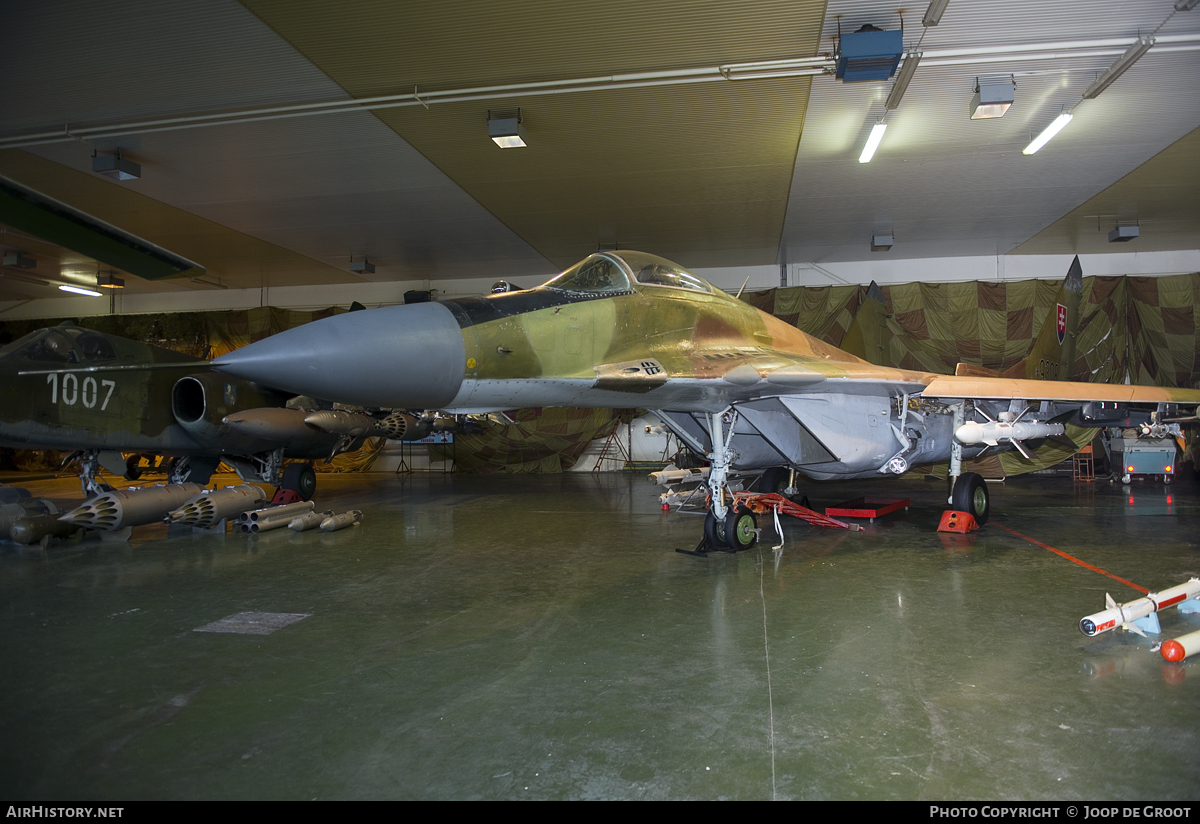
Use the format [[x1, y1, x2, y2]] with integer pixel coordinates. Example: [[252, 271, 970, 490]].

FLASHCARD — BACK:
[[990, 520, 1149, 595]]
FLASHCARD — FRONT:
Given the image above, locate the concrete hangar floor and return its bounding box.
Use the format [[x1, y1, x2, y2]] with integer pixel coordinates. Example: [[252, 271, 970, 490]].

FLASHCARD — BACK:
[[0, 468, 1197, 801]]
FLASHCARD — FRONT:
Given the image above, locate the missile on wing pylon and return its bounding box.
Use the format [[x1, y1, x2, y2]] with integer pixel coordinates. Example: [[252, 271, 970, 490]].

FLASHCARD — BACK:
[[1079, 578, 1200, 637], [320, 510, 362, 532], [1161, 629, 1200, 662], [288, 510, 335, 532], [165, 484, 268, 528], [955, 420, 1066, 447], [303, 409, 379, 438], [59, 483, 204, 531]]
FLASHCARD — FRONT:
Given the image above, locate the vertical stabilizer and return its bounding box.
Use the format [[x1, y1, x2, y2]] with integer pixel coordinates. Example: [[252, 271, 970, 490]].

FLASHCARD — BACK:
[[840, 281, 890, 366], [1002, 255, 1083, 381]]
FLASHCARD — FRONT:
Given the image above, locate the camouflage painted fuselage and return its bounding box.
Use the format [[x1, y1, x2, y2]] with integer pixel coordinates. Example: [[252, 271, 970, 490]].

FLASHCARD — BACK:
[[214, 251, 1200, 481]]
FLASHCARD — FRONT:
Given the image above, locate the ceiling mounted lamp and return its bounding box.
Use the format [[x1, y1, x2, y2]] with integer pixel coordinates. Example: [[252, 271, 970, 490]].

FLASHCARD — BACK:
[[884, 52, 923, 110], [3, 249, 36, 269], [59, 283, 102, 296], [92, 149, 141, 181], [350, 256, 375, 274], [1082, 36, 1155, 99], [487, 108, 528, 148], [1022, 112, 1072, 155], [922, 0, 951, 26], [871, 234, 894, 252], [96, 271, 125, 288], [1108, 224, 1140, 243], [970, 77, 1015, 119], [859, 123, 887, 163]]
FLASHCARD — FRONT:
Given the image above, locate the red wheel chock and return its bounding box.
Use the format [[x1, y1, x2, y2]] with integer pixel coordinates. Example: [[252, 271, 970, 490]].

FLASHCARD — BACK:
[[271, 488, 303, 505], [938, 510, 978, 533]]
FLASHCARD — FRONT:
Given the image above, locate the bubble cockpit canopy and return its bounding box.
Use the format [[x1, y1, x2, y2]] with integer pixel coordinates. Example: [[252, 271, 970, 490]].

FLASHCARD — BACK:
[[541, 251, 712, 296]]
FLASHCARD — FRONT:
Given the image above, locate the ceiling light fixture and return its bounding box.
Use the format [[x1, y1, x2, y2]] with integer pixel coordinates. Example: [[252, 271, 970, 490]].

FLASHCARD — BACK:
[[923, 0, 951, 26], [1175, 0, 1198, 12], [970, 77, 1015, 119], [487, 108, 528, 148], [59, 284, 102, 297], [1108, 225, 1140, 242], [350, 257, 375, 274], [885, 52, 923, 110], [859, 123, 887, 163], [1082, 36, 1155, 99], [871, 234, 894, 252], [96, 271, 125, 288], [3, 250, 36, 268], [92, 149, 141, 181], [1022, 112, 1072, 155]]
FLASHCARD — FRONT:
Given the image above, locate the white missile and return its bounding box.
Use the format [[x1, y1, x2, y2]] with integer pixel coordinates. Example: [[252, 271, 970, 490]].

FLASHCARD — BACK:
[[1079, 578, 1200, 637], [955, 420, 1065, 447]]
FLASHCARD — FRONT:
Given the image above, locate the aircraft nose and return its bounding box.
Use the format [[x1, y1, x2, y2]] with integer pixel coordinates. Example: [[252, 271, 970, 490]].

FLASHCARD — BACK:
[[212, 302, 466, 408]]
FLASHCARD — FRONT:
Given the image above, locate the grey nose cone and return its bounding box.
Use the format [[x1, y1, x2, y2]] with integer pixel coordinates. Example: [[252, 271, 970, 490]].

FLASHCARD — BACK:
[[213, 302, 466, 408]]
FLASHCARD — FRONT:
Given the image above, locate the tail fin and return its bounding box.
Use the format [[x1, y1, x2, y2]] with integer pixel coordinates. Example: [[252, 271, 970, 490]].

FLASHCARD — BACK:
[[840, 281, 890, 366], [1003, 255, 1082, 381]]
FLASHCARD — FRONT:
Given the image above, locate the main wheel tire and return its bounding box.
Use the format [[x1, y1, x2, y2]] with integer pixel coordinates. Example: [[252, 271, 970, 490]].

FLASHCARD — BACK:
[[760, 467, 790, 496], [704, 510, 727, 549], [124, 454, 143, 481], [951, 472, 990, 525], [724, 506, 758, 550], [281, 463, 317, 501]]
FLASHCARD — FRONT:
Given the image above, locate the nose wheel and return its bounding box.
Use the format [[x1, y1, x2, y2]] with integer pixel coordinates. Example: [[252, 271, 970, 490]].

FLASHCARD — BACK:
[[702, 505, 758, 552]]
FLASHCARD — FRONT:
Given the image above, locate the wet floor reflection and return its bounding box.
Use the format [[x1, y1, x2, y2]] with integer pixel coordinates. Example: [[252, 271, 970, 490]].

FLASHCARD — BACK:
[[1, 470, 1198, 799]]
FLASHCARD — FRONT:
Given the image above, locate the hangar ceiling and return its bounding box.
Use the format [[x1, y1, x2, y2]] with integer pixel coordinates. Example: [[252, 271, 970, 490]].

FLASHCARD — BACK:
[[0, 0, 1198, 307]]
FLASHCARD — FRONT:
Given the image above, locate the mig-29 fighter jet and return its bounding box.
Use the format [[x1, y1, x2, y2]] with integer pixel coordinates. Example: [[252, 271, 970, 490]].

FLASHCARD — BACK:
[[210, 250, 1200, 549]]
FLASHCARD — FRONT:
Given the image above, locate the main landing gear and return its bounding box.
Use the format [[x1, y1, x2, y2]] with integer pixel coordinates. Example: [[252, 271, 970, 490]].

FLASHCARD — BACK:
[[949, 471, 990, 525]]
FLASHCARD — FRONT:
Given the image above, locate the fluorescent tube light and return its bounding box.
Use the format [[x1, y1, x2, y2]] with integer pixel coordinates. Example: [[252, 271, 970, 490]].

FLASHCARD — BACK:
[[859, 123, 887, 163], [885, 52, 922, 110], [923, 0, 951, 26], [1022, 112, 1072, 155], [59, 284, 102, 296], [1082, 37, 1155, 99]]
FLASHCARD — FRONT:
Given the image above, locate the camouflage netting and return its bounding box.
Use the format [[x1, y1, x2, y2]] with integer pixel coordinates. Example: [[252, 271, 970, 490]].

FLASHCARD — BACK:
[[746, 272, 1200, 388], [746, 272, 1200, 478]]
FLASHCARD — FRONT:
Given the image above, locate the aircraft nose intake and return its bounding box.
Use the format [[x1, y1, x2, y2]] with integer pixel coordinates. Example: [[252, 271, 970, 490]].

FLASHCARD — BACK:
[[213, 302, 466, 408]]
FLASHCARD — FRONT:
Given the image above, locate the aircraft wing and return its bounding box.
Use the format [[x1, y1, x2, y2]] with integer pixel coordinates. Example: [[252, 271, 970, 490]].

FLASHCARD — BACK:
[[922, 375, 1200, 406]]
